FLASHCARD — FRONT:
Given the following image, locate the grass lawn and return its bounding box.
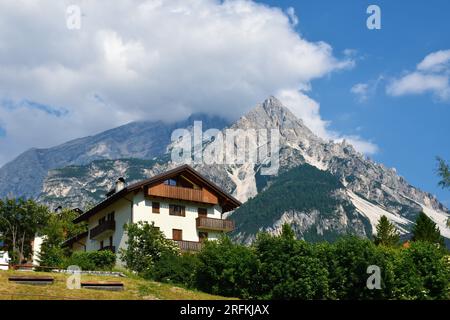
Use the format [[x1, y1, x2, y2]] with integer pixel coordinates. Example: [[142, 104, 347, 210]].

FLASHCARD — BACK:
[[0, 270, 233, 300]]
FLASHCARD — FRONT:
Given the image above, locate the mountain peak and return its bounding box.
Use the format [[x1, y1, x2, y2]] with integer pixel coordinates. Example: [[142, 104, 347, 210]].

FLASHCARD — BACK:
[[262, 95, 283, 108], [233, 96, 317, 142]]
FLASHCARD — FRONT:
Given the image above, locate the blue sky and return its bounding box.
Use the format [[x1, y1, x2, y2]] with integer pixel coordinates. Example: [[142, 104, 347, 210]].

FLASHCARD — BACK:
[[0, 0, 448, 205], [257, 0, 450, 205]]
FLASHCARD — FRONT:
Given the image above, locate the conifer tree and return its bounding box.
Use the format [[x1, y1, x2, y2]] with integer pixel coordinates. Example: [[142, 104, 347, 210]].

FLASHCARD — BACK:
[[412, 211, 444, 246], [373, 215, 400, 246]]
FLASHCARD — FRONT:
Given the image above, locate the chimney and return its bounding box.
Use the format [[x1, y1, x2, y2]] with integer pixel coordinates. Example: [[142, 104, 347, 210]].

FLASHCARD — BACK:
[[115, 177, 126, 193]]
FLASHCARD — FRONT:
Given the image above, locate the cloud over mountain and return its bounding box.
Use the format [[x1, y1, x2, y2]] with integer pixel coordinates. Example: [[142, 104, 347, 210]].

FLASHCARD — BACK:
[[0, 0, 362, 166]]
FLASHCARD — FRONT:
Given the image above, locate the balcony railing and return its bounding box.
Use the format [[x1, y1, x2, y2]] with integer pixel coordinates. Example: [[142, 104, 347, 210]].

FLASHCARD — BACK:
[[196, 217, 234, 232], [99, 246, 116, 253], [174, 240, 204, 252], [148, 184, 218, 204], [90, 220, 115, 239]]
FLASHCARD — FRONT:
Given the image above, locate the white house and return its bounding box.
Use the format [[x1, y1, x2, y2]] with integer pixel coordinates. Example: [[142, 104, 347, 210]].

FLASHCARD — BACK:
[[0, 251, 9, 270], [64, 165, 241, 265]]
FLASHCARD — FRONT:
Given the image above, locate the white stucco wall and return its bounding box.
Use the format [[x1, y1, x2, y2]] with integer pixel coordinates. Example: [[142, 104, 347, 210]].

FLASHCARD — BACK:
[[0, 251, 9, 270], [132, 191, 223, 242], [86, 197, 132, 265]]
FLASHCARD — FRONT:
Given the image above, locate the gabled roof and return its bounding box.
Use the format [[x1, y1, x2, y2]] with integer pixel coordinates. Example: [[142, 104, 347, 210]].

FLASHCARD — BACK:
[[73, 164, 241, 223]]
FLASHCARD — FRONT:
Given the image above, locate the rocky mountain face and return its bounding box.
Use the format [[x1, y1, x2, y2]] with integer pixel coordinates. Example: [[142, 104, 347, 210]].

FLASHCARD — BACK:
[[200, 97, 450, 242], [0, 114, 228, 199], [14, 97, 450, 244]]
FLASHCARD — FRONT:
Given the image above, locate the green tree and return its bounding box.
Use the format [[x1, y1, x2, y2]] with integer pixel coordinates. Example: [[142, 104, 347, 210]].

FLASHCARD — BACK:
[[0, 198, 50, 263], [393, 241, 450, 299], [373, 215, 400, 247], [254, 224, 329, 299], [411, 212, 445, 247], [436, 157, 450, 228], [325, 236, 397, 299], [151, 252, 200, 287], [195, 236, 260, 298], [436, 157, 450, 189], [38, 208, 87, 268], [120, 221, 179, 274]]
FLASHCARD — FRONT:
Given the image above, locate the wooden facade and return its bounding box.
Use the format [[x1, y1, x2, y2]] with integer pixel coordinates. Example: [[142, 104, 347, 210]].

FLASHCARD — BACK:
[[147, 183, 219, 205]]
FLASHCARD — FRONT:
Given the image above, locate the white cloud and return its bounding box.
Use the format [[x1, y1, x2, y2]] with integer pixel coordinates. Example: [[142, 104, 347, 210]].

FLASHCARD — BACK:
[[0, 0, 361, 165], [351, 75, 384, 103], [417, 49, 450, 72], [277, 89, 379, 155], [286, 7, 299, 26], [387, 72, 449, 99], [351, 83, 370, 102], [387, 49, 450, 101]]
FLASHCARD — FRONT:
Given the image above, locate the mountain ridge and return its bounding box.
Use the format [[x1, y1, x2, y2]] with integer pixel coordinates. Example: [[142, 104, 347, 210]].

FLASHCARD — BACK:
[[0, 113, 229, 199], [4, 96, 449, 244]]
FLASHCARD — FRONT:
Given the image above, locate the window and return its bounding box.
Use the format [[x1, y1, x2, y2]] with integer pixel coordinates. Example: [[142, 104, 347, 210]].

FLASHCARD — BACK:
[[99, 216, 106, 225], [152, 202, 160, 213], [199, 232, 208, 242], [107, 212, 114, 221], [109, 236, 113, 247], [169, 204, 185, 217], [172, 229, 183, 241], [198, 208, 207, 217], [164, 178, 177, 186]]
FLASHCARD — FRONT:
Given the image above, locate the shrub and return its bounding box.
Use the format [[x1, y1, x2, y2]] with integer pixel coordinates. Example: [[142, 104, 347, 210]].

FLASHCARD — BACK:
[[37, 246, 67, 270], [195, 237, 260, 299], [392, 241, 450, 299], [65, 250, 116, 271], [324, 236, 399, 300], [254, 226, 329, 299], [149, 252, 200, 288]]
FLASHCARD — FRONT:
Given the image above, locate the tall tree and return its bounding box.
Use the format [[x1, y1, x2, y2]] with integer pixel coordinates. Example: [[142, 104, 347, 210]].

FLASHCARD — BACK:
[[412, 212, 444, 247], [436, 157, 450, 189], [436, 157, 450, 228], [38, 208, 87, 267], [373, 215, 400, 246], [0, 198, 50, 263]]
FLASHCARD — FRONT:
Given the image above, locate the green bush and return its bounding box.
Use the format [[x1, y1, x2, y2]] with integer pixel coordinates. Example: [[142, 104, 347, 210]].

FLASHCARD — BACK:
[[190, 225, 449, 300], [37, 246, 67, 270], [254, 227, 329, 299], [149, 252, 200, 288], [195, 237, 260, 299], [322, 236, 399, 299], [65, 250, 116, 271], [392, 241, 450, 299]]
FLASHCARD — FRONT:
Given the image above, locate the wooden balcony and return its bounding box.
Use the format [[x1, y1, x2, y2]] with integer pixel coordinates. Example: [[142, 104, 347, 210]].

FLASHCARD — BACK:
[[174, 240, 204, 252], [90, 220, 115, 240], [148, 184, 218, 204], [196, 216, 234, 232], [99, 246, 116, 253]]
